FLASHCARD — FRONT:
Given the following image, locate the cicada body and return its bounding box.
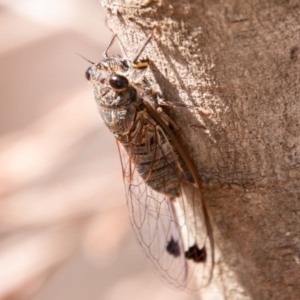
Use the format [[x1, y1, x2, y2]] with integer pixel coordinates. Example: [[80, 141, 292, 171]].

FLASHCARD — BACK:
[[85, 32, 214, 290]]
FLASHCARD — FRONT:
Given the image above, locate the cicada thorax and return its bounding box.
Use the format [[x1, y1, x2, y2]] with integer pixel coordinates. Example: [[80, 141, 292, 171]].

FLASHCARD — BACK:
[[97, 88, 138, 136]]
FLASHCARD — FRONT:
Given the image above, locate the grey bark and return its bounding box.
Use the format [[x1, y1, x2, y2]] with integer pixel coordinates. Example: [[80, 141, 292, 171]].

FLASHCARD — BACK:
[[99, 1, 300, 299]]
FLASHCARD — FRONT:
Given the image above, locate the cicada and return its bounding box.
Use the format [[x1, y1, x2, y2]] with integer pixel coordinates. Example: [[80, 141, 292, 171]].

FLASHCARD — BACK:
[[85, 29, 214, 290]]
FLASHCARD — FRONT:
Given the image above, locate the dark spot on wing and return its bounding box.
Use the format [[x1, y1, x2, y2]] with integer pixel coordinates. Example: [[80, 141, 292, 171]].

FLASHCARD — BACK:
[[185, 244, 206, 263], [166, 237, 181, 257]]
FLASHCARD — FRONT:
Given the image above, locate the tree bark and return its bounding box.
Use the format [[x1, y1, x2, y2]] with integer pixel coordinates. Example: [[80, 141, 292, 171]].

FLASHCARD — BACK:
[[99, 1, 300, 299]]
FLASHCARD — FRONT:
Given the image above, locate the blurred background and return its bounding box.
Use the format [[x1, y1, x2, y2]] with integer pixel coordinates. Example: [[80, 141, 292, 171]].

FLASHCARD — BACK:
[[0, 0, 199, 299]]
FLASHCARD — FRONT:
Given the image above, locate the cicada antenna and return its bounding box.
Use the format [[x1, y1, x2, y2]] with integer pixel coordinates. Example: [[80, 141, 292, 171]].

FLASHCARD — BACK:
[[75, 53, 94, 64]]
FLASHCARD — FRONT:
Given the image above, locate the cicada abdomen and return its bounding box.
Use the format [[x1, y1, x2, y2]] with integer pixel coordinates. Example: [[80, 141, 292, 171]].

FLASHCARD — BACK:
[[85, 31, 214, 290]]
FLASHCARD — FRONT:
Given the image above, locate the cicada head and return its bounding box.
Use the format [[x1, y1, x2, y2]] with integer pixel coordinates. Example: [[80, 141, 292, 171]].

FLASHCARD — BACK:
[[85, 58, 139, 107]]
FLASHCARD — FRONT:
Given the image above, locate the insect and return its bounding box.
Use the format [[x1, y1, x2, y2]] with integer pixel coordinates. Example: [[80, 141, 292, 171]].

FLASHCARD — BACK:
[[85, 28, 214, 290]]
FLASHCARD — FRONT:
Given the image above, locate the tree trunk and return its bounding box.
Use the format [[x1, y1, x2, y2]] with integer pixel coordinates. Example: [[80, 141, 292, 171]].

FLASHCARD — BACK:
[[99, 1, 300, 299]]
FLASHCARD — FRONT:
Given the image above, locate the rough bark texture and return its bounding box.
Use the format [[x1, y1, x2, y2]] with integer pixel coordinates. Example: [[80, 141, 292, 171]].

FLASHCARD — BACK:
[[99, 1, 300, 299]]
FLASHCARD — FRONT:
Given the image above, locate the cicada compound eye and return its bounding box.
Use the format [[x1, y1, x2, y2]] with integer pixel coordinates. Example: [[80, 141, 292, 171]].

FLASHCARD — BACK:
[[109, 74, 129, 91], [85, 66, 93, 81]]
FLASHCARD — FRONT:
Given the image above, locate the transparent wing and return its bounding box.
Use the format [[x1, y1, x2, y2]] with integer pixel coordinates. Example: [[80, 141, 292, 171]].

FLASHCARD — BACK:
[[116, 124, 213, 290]]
